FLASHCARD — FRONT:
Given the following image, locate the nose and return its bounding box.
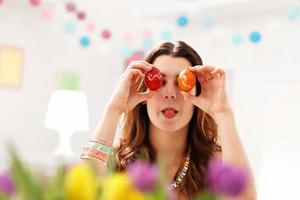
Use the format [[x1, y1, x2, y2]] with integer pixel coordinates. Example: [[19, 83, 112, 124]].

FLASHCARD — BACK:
[[163, 82, 177, 100]]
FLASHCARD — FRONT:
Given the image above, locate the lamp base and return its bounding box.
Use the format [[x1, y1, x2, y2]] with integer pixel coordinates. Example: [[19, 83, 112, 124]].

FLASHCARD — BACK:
[[54, 130, 74, 158]]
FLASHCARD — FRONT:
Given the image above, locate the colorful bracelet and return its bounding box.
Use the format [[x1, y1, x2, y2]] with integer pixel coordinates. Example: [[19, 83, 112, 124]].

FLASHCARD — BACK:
[[81, 147, 109, 162], [80, 139, 114, 164], [89, 139, 113, 149], [88, 141, 113, 155], [80, 154, 108, 166]]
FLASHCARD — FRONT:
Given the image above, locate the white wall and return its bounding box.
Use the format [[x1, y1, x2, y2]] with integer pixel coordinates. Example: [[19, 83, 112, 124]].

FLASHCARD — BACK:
[[0, 0, 300, 199]]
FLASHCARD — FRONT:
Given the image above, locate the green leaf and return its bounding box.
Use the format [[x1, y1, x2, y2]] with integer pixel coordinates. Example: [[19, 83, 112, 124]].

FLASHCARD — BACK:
[[145, 177, 168, 200], [0, 192, 9, 200], [193, 191, 218, 200], [8, 145, 44, 200], [106, 150, 117, 175], [43, 165, 66, 200]]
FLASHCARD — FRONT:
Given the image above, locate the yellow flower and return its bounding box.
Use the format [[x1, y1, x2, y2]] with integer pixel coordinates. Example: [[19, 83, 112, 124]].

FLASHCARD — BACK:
[[128, 188, 145, 200], [100, 173, 145, 200], [64, 163, 97, 200]]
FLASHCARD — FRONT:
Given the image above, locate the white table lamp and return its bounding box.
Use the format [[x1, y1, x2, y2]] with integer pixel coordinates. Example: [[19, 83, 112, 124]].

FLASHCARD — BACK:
[[45, 89, 89, 157]]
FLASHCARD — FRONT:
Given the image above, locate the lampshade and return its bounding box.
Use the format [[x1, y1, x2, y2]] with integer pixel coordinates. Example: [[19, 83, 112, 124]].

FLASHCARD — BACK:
[[45, 89, 89, 132]]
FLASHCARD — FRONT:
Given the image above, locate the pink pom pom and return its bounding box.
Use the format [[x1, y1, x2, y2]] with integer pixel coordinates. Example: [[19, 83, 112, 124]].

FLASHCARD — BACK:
[[77, 12, 86, 20], [66, 2, 76, 12], [101, 29, 111, 40], [30, 0, 41, 6]]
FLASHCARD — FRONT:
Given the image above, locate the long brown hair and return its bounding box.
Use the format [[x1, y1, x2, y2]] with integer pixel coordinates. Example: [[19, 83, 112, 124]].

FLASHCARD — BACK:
[[116, 41, 221, 198]]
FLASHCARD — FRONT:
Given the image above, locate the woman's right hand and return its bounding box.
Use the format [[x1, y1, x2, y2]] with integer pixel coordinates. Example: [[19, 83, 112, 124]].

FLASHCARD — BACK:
[[108, 61, 157, 114]]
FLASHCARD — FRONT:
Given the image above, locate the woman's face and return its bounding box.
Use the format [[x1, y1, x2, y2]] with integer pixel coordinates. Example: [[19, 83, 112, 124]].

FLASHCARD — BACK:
[[146, 55, 196, 133]]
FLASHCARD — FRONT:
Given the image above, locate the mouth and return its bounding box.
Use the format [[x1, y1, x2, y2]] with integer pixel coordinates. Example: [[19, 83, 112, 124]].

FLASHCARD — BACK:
[[161, 107, 178, 119]]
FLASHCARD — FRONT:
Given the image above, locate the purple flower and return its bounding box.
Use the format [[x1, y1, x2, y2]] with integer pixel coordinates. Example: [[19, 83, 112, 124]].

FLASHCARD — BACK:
[[127, 161, 158, 192], [206, 159, 248, 197], [0, 171, 15, 196]]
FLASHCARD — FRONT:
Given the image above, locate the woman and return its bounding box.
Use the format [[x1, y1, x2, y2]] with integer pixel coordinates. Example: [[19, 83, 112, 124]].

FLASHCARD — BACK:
[[81, 41, 256, 199]]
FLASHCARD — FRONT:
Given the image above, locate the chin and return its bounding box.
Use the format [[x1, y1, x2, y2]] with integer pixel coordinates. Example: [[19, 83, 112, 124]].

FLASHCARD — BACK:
[[153, 121, 184, 133]]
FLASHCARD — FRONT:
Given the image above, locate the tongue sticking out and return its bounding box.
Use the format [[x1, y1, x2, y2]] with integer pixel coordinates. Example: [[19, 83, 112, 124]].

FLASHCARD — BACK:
[[163, 109, 176, 119]]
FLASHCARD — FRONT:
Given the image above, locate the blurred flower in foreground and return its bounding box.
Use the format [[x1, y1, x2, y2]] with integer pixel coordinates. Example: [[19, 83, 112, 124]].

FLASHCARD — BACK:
[[127, 161, 158, 192], [64, 163, 97, 200], [0, 170, 15, 196], [206, 159, 248, 197], [101, 173, 145, 200]]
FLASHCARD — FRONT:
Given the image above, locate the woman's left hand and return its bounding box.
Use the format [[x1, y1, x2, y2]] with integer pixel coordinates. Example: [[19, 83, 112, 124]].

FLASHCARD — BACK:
[[181, 65, 232, 119]]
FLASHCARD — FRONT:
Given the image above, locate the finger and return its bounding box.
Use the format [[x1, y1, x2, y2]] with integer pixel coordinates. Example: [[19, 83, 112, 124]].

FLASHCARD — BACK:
[[131, 60, 153, 68], [203, 66, 219, 80], [127, 68, 145, 81], [210, 68, 220, 78], [198, 69, 213, 81], [193, 71, 207, 84], [187, 66, 204, 79], [211, 68, 225, 75], [189, 65, 215, 73], [211, 68, 225, 79], [205, 72, 214, 80], [189, 66, 215, 81], [128, 61, 153, 72], [197, 73, 207, 83], [188, 65, 203, 72]]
